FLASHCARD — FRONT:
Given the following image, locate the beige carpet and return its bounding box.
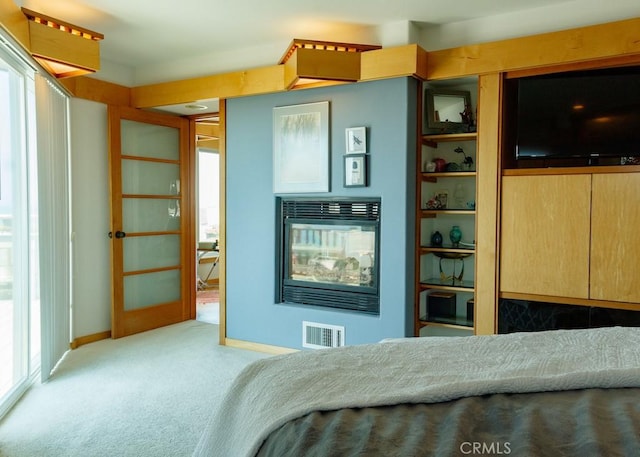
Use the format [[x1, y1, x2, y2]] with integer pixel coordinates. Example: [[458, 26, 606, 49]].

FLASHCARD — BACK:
[[0, 321, 269, 457]]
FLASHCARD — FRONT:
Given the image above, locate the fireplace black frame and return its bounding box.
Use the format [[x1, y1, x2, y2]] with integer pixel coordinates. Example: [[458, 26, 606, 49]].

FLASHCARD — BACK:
[[276, 197, 381, 314]]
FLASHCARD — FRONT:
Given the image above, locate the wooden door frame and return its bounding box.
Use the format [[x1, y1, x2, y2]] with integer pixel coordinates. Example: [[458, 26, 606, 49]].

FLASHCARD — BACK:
[[189, 101, 226, 344]]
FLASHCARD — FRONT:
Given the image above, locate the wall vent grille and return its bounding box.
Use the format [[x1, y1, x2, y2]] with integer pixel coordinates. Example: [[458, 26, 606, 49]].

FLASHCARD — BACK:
[[302, 321, 345, 349]]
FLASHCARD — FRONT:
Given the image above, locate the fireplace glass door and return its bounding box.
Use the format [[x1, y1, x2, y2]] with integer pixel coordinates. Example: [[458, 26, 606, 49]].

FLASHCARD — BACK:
[[278, 198, 381, 314], [286, 222, 376, 290]]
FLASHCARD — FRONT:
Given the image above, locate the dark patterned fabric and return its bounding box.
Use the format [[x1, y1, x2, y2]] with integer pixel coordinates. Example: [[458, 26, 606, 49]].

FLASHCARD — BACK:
[[258, 388, 640, 457]]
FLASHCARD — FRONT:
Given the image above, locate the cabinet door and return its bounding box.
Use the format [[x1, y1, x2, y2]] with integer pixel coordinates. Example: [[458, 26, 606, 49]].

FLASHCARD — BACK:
[[500, 175, 591, 298], [590, 173, 640, 303]]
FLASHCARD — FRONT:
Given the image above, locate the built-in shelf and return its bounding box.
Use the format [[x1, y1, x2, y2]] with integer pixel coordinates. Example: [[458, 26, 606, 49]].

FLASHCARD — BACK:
[[422, 132, 478, 147], [419, 316, 474, 329], [420, 209, 475, 217], [420, 245, 475, 255], [416, 85, 479, 337], [420, 278, 474, 292], [421, 171, 476, 182]]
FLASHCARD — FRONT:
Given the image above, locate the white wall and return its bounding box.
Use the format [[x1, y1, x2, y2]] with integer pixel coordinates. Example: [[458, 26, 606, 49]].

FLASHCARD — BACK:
[[70, 98, 111, 338]]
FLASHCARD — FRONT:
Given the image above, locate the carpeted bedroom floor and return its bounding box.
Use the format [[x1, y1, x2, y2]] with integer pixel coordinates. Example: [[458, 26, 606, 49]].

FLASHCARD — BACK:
[[0, 321, 270, 457]]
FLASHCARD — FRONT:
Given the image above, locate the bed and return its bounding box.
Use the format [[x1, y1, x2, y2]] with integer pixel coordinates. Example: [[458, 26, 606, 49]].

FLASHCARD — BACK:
[[193, 327, 640, 457]]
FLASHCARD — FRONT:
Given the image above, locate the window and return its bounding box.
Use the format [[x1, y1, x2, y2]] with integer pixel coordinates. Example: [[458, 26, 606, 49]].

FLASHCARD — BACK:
[[0, 32, 70, 421], [198, 149, 219, 243], [0, 40, 39, 418]]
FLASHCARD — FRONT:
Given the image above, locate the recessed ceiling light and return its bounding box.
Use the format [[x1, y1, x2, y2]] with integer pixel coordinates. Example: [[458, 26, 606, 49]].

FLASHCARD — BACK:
[[185, 104, 208, 110]]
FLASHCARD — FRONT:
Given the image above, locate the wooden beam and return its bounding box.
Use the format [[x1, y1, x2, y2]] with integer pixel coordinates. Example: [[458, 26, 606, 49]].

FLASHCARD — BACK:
[[474, 73, 502, 335], [195, 123, 220, 138], [427, 17, 640, 80], [361, 44, 428, 81], [0, 0, 30, 50], [131, 65, 287, 109], [59, 76, 131, 106]]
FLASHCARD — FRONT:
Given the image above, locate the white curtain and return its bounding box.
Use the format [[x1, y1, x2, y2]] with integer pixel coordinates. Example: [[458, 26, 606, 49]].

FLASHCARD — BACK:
[[35, 74, 71, 382]]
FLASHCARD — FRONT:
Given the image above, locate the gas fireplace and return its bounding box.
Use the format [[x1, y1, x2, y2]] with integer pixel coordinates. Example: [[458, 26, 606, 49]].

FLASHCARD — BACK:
[[276, 198, 381, 314]]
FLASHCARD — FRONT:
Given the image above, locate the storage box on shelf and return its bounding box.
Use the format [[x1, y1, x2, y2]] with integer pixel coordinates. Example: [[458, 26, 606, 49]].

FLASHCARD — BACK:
[[417, 131, 478, 336]]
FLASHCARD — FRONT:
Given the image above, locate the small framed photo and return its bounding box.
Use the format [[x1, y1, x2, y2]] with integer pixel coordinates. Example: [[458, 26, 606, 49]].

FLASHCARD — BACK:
[[436, 190, 448, 209], [345, 127, 366, 154], [344, 154, 367, 187]]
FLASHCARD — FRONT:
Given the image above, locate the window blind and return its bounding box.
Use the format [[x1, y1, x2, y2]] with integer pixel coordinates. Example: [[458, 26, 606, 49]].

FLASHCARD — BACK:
[[35, 74, 71, 382]]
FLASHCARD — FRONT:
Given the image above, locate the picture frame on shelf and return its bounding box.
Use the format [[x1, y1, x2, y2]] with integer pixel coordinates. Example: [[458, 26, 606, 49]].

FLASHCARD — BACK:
[[344, 153, 367, 187], [345, 126, 366, 154], [273, 101, 330, 193], [424, 89, 473, 133], [436, 190, 448, 209]]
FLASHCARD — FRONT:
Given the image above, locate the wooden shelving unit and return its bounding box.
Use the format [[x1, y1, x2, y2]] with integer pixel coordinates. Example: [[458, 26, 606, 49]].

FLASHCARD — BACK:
[[416, 109, 478, 336]]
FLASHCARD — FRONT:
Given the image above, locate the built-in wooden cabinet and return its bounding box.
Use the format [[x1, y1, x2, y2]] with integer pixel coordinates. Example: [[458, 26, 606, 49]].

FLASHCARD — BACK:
[[590, 172, 640, 303], [501, 169, 640, 308], [500, 174, 591, 299]]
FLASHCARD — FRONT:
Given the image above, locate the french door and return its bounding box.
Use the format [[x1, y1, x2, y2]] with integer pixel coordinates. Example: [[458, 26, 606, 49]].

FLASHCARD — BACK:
[[108, 106, 192, 338], [0, 42, 40, 418]]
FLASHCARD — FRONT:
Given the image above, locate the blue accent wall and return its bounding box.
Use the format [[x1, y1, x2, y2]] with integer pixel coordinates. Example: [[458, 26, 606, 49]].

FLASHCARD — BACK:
[[226, 77, 417, 349]]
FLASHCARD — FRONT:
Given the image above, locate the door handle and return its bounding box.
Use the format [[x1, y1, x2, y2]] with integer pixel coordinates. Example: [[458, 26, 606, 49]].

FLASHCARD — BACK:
[[108, 231, 127, 239]]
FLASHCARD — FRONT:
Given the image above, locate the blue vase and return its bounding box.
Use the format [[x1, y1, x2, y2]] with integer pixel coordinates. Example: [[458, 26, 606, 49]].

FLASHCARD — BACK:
[[449, 226, 462, 246], [430, 231, 443, 247]]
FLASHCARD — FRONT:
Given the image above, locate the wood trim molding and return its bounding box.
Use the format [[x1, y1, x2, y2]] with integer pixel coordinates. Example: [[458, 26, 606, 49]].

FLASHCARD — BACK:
[[218, 99, 227, 346], [500, 292, 640, 312], [131, 65, 287, 109], [474, 73, 502, 335], [361, 44, 428, 81], [426, 17, 640, 80], [0, 0, 30, 47], [50, 18, 640, 110], [70, 330, 111, 349], [224, 338, 298, 355], [60, 76, 131, 106]]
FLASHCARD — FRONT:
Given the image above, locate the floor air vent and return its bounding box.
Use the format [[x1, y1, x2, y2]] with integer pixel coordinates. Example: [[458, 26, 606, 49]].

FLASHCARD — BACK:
[[302, 321, 345, 349]]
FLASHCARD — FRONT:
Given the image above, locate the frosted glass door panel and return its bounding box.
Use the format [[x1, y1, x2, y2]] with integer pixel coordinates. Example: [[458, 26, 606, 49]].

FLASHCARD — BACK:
[[121, 119, 179, 160], [123, 235, 180, 272], [123, 198, 180, 232], [124, 270, 181, 311], [122, 159, 179, 195]]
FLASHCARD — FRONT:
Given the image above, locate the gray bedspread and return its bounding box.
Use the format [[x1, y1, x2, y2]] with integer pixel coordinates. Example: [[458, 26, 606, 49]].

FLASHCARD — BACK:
[[258, 388, 640, 456], [193, 327, 640, 457]]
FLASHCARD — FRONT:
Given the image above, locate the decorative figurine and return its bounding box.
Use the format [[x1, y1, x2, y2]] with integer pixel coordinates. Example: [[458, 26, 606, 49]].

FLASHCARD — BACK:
[[455, 147, 474, 170], [449, 225, 462, 247], [431, 231, 443, 247]]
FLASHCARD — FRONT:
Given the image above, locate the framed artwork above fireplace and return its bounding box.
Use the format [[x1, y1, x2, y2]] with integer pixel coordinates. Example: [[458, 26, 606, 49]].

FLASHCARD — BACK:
[[273, 101, 330, 193]]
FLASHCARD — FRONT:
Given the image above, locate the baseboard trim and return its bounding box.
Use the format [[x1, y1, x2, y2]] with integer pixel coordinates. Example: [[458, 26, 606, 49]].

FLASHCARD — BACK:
[[224, 338, 298, 355], [70, 330, 111, 349]]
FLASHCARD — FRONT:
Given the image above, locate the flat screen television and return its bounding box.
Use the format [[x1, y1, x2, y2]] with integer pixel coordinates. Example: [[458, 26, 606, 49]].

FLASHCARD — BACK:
[[513, 66, 640, 167]]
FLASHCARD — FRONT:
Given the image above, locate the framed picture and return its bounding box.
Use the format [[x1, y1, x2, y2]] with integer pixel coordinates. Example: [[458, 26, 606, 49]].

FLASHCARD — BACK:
[[436, 190, 448, 209], [345, 126, 366, 154], [273, 101, 330, 193], [344, 154, 367, 187]]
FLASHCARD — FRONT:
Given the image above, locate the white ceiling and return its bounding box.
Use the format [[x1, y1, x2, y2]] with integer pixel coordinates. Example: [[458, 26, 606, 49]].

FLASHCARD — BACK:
[[12, 0, 640, 113]]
